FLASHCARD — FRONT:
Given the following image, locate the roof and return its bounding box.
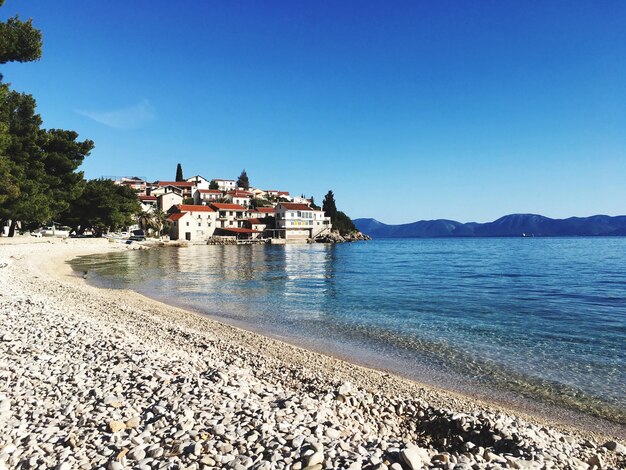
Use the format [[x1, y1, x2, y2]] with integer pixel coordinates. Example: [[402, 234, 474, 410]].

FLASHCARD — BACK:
[[247, 218, 264, 225], [210, 203, 247, 211], [155, 181, 196, 187], [176, 204, 215, 212], [219, 227, 261, 234], [212, 178, 235, 182], [278, 191, 290, 195], [167, 212, 187, 221], [253, 207, 275, 213], [279, 203, 315, 211], [227, 190, 253, 197], [139, 196, 157, 201], [198, 189, 222, 194]]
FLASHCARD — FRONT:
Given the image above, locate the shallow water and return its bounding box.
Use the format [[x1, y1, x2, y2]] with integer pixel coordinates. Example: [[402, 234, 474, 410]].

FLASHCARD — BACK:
[[71, 238, 626, 425]]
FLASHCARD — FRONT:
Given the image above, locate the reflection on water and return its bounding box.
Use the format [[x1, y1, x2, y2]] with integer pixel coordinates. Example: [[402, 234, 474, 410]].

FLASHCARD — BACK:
[[71, 239, 626, 425]]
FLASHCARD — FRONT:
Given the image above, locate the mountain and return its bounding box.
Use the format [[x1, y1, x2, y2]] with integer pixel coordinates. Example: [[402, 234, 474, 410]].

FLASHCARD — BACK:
[[353, 214, 626, 238]]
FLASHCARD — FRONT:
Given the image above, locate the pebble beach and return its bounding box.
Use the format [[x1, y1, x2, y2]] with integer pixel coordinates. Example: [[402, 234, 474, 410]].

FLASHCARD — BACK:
[[0, 239, 625, 470]]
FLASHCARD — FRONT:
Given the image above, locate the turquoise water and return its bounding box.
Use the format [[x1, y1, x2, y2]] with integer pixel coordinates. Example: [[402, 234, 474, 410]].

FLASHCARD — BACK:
[[71, 238, 626, 425]]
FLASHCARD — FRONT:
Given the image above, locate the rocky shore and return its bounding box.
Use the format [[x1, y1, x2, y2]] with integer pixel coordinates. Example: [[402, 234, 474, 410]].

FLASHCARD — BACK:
[[0, 239, 624, 470]]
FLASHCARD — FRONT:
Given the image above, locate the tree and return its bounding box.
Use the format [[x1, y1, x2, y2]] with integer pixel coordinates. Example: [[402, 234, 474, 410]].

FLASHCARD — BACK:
[[322, 191, 337, 221], [137, 210, 153, 235], [61, 179, 140, 236], [236, 169, 249, 190], [209, 180, 219, 190], [175, 163, 184, 182], [151, 209, 168, 239], [182, 197, 194, 205], [0, 1, 42, 69], [322, 190, 356, 235], [0, 88, 93, 235]]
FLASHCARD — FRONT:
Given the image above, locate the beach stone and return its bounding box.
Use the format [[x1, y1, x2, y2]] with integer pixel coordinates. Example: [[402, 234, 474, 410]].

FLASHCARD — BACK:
[[108, 420, 126, 433], [125, 416, 140, 429], [304, 451, 324, 467], [400, 446, 429, 470], [603, 441, 626, 454]]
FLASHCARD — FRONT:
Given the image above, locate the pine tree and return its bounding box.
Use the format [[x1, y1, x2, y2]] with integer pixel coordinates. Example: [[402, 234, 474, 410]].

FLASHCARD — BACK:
[[236, 169, 250, 190], [175, 163, 184, 182], [322, 191, 337, 221]]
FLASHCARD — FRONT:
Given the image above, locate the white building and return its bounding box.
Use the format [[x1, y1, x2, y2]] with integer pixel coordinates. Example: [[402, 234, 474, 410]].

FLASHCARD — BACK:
[[224, 190, 252, 208], [209, 203, 248, 229], [186, 175, 211, 191], [274, 203, 331, 239], [166, 204, 217, 242], [247, 207, 275, 219], [139, 195, 158, 212], [157, 190, 183, 212], [212, 179, 236, 192], [193, 189, 223, 205]]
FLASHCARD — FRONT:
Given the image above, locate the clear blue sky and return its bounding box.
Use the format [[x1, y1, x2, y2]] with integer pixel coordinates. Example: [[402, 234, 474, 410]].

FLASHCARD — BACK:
[[3, 1, 625, 224]]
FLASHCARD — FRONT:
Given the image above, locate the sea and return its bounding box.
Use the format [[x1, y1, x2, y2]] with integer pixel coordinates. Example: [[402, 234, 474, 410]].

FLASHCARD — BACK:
[[70, 238, 626, 431]]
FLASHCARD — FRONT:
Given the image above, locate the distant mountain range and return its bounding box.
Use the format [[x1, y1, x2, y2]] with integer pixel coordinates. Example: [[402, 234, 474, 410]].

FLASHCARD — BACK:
[[354, 214, 626, 238]]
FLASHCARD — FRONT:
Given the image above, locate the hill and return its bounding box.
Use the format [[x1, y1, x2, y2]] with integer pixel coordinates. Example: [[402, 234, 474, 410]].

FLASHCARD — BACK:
[[354, 214, 626, 238]]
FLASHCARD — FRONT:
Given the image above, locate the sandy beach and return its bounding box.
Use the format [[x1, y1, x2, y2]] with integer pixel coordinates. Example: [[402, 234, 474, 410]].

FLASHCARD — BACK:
[[1, 238, 624, 470]]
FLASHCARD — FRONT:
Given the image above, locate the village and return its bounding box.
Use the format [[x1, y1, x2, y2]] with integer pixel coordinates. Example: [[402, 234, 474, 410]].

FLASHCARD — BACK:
[[118, 173, 335, 244]]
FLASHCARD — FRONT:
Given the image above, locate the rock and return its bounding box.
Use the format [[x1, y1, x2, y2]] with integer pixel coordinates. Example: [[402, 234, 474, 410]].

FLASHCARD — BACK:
[[603, 441, 626, 454], [400, 446, 428, 470], [587, 454, 603, 468], [125, 416, 140, 429], [305, 451, 324, 467], [108, 420, 126, 433], [339, 382, 352, 396]]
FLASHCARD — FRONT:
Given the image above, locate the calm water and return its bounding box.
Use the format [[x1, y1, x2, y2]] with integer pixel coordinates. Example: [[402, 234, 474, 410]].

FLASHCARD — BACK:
[[71, 238, 626, 426]]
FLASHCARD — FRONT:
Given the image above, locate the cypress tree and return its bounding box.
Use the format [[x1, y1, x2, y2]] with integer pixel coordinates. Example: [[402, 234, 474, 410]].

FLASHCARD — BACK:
[[175, 163, 184, 181]]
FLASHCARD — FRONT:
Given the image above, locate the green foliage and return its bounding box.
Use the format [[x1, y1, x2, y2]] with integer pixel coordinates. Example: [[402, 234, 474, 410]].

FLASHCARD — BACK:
[[323, 190, 357, 235], [61, 179, 141, 236], [182, 197, 194, 205], [0, 13, 42, 67], [175, 163, 183, 182], [209, 180, 219, 190], [236, 169, 249, 190], [309, 196, 320, 210], [0, 86, 93, 233]]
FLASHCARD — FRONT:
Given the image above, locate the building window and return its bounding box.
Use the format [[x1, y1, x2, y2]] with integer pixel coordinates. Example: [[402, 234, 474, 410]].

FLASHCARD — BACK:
[[186, 222, 189, 226]]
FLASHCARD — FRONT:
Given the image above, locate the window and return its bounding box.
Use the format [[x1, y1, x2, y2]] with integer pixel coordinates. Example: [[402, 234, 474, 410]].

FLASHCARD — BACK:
[[186, 222, 189, 226], [198, 223, 201, 227]]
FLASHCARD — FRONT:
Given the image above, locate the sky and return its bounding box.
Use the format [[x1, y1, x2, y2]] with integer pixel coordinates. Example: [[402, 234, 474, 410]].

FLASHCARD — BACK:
[[2, 1, 626, 224]]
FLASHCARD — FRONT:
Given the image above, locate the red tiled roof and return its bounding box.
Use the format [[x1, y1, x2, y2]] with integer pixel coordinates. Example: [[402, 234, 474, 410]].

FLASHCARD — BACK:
[[212, 179, 235, 182], [247, 218, 264, 225], [220, 227, 260, 234], [253, 207, 275, 213], [227, 190, 252, 197], [167, 212, 187, 221], [156, 181, 196, 187], [279, 203, 314, 211], [176, 204, 215, 212], [198, 189, 222, 194], [139, 196, 157, 201], [278, 191, 290, 196], [210, 203, 247, 211]]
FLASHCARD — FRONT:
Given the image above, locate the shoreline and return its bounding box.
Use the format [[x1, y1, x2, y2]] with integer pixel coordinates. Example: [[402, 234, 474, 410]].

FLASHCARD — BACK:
[[1, 238, 625, 469]]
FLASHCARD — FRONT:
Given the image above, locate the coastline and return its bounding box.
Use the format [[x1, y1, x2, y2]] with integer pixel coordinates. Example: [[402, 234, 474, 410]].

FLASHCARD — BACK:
[[1, 238, 624, 469]]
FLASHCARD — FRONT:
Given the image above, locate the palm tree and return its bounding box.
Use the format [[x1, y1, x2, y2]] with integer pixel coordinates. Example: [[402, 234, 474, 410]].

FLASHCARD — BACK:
[[151, 209, 168, 239], [137, 211, 153, 236]]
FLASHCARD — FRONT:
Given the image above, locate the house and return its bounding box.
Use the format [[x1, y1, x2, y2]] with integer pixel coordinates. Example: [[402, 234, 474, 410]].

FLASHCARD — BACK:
[[265, 190, 279, 199], [212, 179, 236, 192], [247, 206, 275, 219], [186, 175, 211, 191], [274, 203, 332, 239], [224, 190, 252, 208], [167, 204, 217, 241], [277, 191, 291, 201], [193, 189, 223, 205], [139, 195, 157, 212], [208, 203, 248, 229], [157, 189, 184, 212], [115, 176, 147, 195], [153, 181, 196, 199], [250, 188, 267, 200], [242, 218, 267, 238]]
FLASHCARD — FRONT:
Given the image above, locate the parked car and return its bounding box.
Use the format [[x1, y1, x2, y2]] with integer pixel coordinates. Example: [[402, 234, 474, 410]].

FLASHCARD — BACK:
[[129, 229, 146, 241], [32, 226, 71, 237]]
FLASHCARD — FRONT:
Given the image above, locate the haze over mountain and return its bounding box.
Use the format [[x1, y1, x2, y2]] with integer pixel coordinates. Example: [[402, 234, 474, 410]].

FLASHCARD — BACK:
[[354, 214, 626, 238]]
